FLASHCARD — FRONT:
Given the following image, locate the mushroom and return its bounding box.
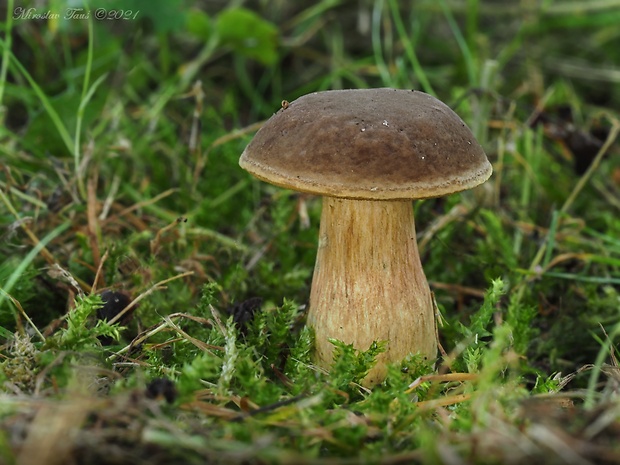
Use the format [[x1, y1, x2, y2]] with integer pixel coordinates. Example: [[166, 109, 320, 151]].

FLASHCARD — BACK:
[[239, 88, 492, 385]]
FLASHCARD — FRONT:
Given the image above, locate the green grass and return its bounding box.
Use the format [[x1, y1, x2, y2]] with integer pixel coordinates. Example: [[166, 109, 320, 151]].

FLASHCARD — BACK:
[[1, 0, 620, 463]]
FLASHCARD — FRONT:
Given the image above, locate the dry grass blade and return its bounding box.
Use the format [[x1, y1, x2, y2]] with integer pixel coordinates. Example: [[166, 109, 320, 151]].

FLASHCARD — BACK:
[[0, 291, 44, 342], [107, 271, 194, 325], [150, 216, 187, 256], [560, 119, 620, 215], [16, 397, 97, 465], [86, 174, 102, 283], [0, 190, 57, 266], [46, 263, 85, 297], [407, 372, 479, 392], [192, 120, 264, 187], [109, 311, 222, 362], [526, 424, 594, 465], [161, 314, 220, 353], [415, 393, 472, 410], [90, 249, 108, 294], [108, 188, 178, 221], [418, 204, 469, 254]]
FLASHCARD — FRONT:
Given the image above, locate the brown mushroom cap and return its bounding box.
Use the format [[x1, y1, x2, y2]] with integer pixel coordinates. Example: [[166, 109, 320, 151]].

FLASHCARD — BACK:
[[239, 88, 492, 200]]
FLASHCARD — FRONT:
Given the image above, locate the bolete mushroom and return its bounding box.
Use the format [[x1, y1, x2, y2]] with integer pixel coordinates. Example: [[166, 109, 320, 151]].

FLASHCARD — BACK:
[[239, 88, 492, 385]]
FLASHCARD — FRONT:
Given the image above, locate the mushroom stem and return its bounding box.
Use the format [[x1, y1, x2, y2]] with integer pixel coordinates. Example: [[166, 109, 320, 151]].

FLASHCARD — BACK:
[[307, 197, 437, 385]]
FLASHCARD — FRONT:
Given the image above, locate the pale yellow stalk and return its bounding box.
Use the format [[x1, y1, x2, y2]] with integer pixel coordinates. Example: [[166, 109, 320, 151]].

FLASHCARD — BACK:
[[307, 197, 437, 385]]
